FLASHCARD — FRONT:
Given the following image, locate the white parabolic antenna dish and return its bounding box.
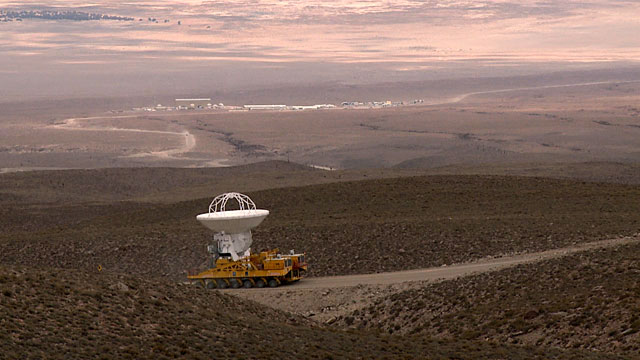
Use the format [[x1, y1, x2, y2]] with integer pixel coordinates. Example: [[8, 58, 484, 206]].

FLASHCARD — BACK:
[[196, 209, 269, 233], [196, 192, 269, 233]]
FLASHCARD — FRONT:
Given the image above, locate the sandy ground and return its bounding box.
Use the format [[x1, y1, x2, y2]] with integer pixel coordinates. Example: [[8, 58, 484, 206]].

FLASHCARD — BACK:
[[50, 115, 197, 159], [431, 80, 640, 105], [1, 76, 640, 170], [51, 79, 640, 162], [227, 235, 640, 323]]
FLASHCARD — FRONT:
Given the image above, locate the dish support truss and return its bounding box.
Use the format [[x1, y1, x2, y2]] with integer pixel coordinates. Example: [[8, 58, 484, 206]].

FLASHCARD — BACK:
[[208, 192, 257, 213], [206, 192, 259, 261]]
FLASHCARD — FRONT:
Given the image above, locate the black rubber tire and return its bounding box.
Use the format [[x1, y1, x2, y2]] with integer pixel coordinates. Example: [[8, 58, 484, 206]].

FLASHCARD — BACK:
[[255, 279, 266, 288], [268, 279, 279, 288], [205, 280, 216, 289], [243, 280, 253, 288], [216, 279, 228, 289], [230, 279, 242, 289]]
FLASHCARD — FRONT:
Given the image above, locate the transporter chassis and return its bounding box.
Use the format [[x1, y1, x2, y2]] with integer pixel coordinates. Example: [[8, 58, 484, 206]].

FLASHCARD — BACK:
[[188, 248, 307, 289]]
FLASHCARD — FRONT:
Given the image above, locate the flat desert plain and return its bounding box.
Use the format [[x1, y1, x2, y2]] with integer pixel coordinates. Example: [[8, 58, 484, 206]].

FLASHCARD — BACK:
[[1, 72, 640, 171]]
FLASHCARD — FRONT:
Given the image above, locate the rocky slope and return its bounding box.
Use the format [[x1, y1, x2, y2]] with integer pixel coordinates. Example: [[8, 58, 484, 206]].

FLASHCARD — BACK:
[[0, 264, 616, 359], [335, 241, 640, 356], [2, 174, 639, 280]]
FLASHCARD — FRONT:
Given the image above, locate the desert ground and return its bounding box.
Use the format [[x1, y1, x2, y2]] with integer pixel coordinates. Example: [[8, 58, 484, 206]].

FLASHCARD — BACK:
[[2, 69, 640, 172], [2, 68, 640, 359], [3, 0, 640, 358], [2, 161, 640, 358]]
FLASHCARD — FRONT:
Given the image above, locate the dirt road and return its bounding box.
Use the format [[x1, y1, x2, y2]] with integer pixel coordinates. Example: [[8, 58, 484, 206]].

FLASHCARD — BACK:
[[228, 235, 639, 322], [267, 235, 639, 289], [49, 114, 197, 160], [430, 79, 640, 105], [44, 79, 639, 167]]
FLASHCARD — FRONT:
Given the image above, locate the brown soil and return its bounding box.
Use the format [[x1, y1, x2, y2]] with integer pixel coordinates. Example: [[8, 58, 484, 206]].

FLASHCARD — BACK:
[[2, 163, 640, 358], [0, 160, 427, 204], [2, 166, 640, 281], [253, 175, 640, 277], [228, 235, 637, 325], [335, 241, 640, 356], [2, 78, 640, 170], [1, 264, 614, 359]]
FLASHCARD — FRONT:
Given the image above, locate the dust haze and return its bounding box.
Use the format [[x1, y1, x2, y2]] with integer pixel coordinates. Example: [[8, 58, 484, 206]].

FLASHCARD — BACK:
[[3, 2, 640, 358], [1, 0, 639, 100]]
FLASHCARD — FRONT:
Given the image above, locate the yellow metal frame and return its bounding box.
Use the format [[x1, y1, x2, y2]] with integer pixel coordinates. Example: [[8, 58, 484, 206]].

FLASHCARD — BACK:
[[188, 249, 307, 288]]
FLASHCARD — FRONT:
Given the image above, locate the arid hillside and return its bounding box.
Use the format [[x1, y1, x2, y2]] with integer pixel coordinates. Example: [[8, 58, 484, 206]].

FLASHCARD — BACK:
[[2, 162, 639, 358], [335, 241, 640, 356], [1, 264, 618, 359], [1, 163, 639, 280]]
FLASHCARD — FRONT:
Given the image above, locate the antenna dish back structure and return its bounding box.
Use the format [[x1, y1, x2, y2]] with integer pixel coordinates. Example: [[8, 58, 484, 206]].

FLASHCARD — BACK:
[[196, 192, 269, 261]]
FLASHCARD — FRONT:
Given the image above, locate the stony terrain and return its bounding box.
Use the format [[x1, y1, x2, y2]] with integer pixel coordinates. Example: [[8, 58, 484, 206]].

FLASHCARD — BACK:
[[3, 0, 640, 356], [335, 241, 640, 356], [229, 236, 638, 323], [254, 175, 640, 277], [0, 160, 427, 204], [2, 161, 640, 358], [1, 264, 616, 359], [2, 165, 639, 280]]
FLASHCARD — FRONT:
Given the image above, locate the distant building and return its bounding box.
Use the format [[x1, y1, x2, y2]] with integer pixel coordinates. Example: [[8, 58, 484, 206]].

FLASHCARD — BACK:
[[175, 98, 211, 109], [290, 104, 336, 110], [290, 105, 319, 110], [243, 105, 287, 110]]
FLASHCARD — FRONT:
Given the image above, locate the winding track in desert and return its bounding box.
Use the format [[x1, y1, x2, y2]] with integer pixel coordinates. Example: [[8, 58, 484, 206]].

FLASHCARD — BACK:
[[48, 79, 639, 162], [427, 79, 640, 105], [235, 235, 640, 290], [227, 235, 639, 321], [49, 114, 197, 159]]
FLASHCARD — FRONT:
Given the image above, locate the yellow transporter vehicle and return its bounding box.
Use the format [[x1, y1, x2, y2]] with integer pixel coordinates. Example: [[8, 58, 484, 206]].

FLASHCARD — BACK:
[[188, 192, 308, 289], [189, 249, 307, 288]]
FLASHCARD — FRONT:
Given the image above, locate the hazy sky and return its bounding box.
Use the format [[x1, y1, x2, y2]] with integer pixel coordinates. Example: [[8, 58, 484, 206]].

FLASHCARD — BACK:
[[1, 0, 639, 100]]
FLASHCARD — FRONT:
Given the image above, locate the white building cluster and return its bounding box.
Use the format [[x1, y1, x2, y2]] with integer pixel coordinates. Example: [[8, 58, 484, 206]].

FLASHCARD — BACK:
[[132, 96, 424, 113], [341, 100, 406, 108], [134, 98, 228, 112], [243, 104, 335, 111]]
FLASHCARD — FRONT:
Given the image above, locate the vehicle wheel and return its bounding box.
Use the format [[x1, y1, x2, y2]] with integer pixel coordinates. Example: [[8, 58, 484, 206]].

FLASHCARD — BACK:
[[230, 279, 242, 288], [205, 280, 216, 289], [243, 280, 253, 288], [255, 279, 266, 288], [216, 279, 228, 289], [268, 279, 279, 288]]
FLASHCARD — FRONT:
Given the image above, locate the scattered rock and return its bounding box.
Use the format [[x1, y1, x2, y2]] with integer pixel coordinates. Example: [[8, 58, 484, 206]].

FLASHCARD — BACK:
[[109, 281, 129, 292], [523, 310, 539, 320]]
